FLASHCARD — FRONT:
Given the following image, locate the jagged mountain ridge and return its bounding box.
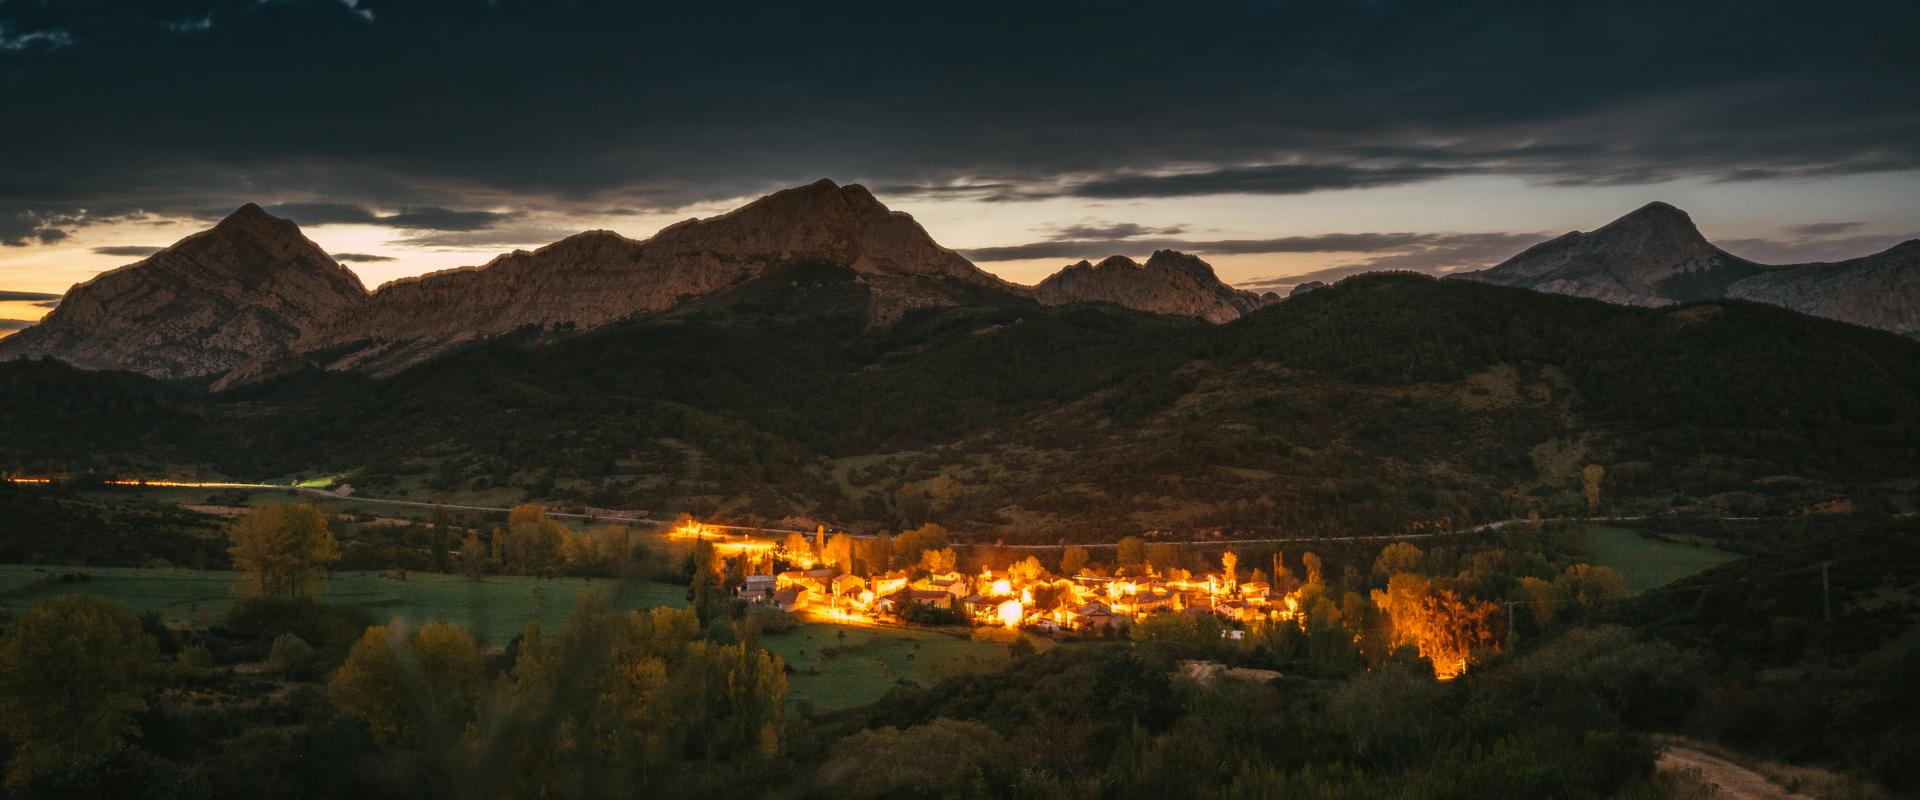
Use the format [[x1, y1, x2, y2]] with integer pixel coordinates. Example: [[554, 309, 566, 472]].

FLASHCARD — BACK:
[[1458, 202, 1920, 335], [8, 179, 1275, 387], [9, 185, 1918, 389], [271, 179, 1027, 378], [0, 204, 366, 380], [1033, 250, 1276, 323]]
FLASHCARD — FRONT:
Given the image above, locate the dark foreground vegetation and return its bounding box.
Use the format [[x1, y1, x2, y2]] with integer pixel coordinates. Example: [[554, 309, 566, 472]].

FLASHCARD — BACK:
[[0, 503, 1911, 798]]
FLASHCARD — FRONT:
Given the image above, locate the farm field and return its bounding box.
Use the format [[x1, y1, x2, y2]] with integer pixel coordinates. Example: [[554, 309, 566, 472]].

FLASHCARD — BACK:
[[761, 623, 1044, 711], [1580, 525, 1741, 593], [0, 565, 683, 644], [0, 564, 1021, 708]]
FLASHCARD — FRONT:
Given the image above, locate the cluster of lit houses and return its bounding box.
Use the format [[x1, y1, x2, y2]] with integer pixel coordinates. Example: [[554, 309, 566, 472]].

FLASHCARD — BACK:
[[675, 522, 1298, 633], [737, 564, 1298, 633]]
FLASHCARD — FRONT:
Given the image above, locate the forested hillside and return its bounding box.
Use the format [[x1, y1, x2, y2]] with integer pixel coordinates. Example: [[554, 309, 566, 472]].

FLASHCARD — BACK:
[[4, 274, 1917, 539]]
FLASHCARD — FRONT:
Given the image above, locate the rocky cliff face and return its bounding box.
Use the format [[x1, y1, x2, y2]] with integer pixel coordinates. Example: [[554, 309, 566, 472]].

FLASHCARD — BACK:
[[289, 179, 1022, 376], [0, 204, 367, 380], [1725, 241, 1920, 336], [1460, 202, 1761, 306], [1033, 250, 1272, 323]]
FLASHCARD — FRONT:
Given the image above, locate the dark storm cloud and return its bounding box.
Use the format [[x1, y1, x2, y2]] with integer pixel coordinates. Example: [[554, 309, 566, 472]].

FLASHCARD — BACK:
[[0, 0, 1916, 225], [1044, 222, 1188, 240], [0, 290, 61, 303], [253, 203, 518, 231], [965, 231, 1545, 265], [0, 211, 71, 246], [1055, 165, 1461, 200], [0, 319, 34, 331], [1718, 232, 1920, 264], [1233, 232, 1556, 290], [91, 245, 164, 257], [1786, 222, 1866, 237], [331, 252, 396, 262]]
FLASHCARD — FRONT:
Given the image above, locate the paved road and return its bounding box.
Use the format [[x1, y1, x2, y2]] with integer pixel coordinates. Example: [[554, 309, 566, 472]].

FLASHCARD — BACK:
[[7, 476, 1784, 547], [291, 488, 818, 535]]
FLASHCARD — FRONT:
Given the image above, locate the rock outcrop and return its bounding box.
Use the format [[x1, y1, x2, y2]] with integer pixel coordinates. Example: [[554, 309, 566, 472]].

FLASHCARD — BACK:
[[1033, 250, 1271, 323], [0, 204, 367, 380], [288, 179, 1023, 375], [1288, 281, 1327, 297]]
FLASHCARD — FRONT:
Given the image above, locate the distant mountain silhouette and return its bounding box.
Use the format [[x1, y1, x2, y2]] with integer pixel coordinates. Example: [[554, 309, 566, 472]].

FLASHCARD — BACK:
[[6, 185, 1917, 389], [1457, 201, 1919, 336]]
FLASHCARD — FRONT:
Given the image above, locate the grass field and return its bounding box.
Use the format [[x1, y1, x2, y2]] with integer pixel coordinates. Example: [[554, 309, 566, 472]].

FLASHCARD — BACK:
[[0, 565, 685, 645], [0, 563, 1024, 709], [760, 623, 1040, 711], [1581, 525, 1740, 593]]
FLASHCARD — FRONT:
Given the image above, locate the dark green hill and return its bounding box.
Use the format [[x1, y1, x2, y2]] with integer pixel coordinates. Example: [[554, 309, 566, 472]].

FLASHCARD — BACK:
[[3, 272, 1916, 538]]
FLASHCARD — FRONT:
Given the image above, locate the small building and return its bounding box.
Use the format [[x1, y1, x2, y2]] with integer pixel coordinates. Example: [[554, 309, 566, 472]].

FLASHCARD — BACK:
[[870, 571, 910, 598], [924, 575, 970, 598], [908, 589, 953, 607], [832, 574, 866, 597], [772, 587, 815, 612], [736, 574, 777, 602], [1213, 599, 1249, 620], [1134, 592, 1175, 613], [1068, 602, 1118, 630]]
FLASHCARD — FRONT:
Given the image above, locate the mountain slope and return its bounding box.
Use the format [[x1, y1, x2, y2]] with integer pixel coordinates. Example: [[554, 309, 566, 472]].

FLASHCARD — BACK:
[[1458, 201, 1920, 335], [1460, 202, 1761, 306], [282, 180, 1025, 377], [12, 273, 1915, 540], [0, 204, 367, 380], [1033, 250, 1275, 322], [1725, 241, 1920, 336]]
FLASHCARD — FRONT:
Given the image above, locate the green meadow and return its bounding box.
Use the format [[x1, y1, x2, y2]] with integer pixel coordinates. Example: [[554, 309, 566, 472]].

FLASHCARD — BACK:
[[1579, 525, 1740, 593], [0, 565, 680, 643], [763, 623, 1038, 711], [0, 564, 1018, 709]]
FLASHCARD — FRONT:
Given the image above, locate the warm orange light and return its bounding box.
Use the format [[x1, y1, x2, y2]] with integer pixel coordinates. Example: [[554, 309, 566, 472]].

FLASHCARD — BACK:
[[997, 599, 1024, 628]]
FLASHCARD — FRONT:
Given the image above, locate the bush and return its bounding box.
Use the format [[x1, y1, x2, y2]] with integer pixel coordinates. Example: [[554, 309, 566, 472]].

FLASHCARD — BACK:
[[816, 718, 1010, 798], [897, 602, 966, 626], [747, 606, 799, 635], [174, 644, 213, 670], [221, 598, 371, 649], [1488, 625, 1706, 727], [268, 633, 319, 677]]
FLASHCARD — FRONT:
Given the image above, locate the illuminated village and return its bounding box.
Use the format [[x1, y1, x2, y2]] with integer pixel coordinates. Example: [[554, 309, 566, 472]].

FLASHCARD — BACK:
[[671, 520, 1489, 679]]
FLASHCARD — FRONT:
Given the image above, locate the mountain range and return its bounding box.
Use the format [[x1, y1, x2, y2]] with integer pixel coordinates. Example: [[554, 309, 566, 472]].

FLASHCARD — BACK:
[[1457, 201, 1920, 335], [3, 181, 1916, 389]]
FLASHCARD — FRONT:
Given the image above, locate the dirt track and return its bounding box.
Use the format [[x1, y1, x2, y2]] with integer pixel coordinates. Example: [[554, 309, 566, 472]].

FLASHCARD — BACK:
[[1658, 746, 1813, 800]]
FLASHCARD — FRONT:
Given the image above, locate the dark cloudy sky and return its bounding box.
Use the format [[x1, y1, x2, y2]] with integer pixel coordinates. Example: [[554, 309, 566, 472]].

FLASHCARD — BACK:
[[2, 0, 1917, 319]]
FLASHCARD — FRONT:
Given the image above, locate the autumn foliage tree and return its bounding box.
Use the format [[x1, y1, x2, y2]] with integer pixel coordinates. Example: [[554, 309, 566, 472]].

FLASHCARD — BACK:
[[0, 596, 158, 783], [463, 598, 787, 796], [1059, 544, 1089, 577], [227, 503, 339, 599], [328, 621, 485, 749], [502, 504, 566, 574]]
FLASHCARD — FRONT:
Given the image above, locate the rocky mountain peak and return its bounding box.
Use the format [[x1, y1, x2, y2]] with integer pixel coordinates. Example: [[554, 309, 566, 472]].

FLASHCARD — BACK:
[[1144, 249, 1221, 281], [1034, 249, 1270, 323], [1462, 201, 1755, 305], [277, 180, 1024, 377], [0, 204, 369, 380]]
